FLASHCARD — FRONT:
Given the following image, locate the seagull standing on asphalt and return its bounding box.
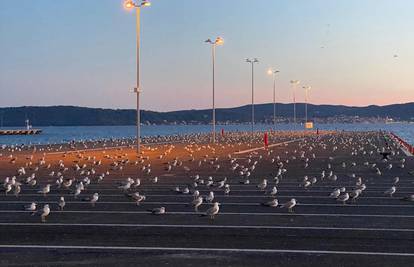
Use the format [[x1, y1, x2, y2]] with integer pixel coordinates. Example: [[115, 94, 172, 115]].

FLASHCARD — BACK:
[[257, 179, 268, 191], [205, 202, 220, 220], [384, 186, 396, 197], [268, 186, 278, 196], [90, 193, 99, 207], [280, 198, 297, 213], [149, 207, 165, 215], [393, 177, 399, 185], [192, 196, 203, 212], [261, 198, 278, 207], [4, 184, 12, 195], [41, 204, 50, 222], [129, 192, 146, 205], [349, 189, 362, 202], [58, 196, 65, 210], [330, 189, 341, 198], [25, 202, 37, 215], [401, 195, 414, 202], [38, 184, 50, 197], [205, 191, 215, 203], [337, 193, 350, 205]]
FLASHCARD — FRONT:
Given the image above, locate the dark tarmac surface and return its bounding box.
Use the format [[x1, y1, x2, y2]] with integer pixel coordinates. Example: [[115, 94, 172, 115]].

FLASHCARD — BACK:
[[0, 131, 413, 266]]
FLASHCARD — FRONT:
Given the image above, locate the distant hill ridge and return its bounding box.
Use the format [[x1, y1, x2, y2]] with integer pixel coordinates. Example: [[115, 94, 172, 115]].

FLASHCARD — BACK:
[[0, 102, 413, 126]]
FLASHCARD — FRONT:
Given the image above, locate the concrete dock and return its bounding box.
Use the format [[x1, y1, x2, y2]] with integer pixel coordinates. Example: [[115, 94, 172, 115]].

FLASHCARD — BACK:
[[0, 131, 413, 266], [0, 129, 42, 135]]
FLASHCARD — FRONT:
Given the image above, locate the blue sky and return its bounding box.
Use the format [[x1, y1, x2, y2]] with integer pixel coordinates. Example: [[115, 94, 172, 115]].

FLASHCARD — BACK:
[[1, 0, 413, 111]]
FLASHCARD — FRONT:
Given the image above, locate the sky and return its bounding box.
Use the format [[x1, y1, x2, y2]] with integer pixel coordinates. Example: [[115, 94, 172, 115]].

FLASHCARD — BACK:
[[0, 0, 413, 111]]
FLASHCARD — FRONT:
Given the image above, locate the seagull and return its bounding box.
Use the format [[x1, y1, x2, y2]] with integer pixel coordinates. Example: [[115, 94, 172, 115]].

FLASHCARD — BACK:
[[330, 189, 341, 198], [400, 195, 414, 202], [4, 184, 12, 195], [384, 186, 396, 197], [192, 196, 203, 212], [41, 204, 50, 222], [129, 192, 146, 205], [393, 177, 400, 185], [118, 182, 131, 192], [349, 189, 362, 202], [337, 193, 350, 205], [205, 191, 215, 203], [280, 198, 296, 213], [25, 202, 37, 215], [74, 187, 82, 199], [37, 184, 51, 197], [261, 198, 278, 207], [268, 186, 278, 196], [224, 184, 230, 195], [205, 202, 220, 220], [58, 196, 65, 210], [193, 190, 200, 199], [257, 179, 268, 191], [149, 207, 165, 215], [90, 193, 99, 207], [133, 178, 141, 187]]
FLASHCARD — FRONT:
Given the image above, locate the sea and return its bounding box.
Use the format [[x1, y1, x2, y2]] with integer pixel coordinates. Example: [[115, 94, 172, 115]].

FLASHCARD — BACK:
[[0, 123, 413, 146]]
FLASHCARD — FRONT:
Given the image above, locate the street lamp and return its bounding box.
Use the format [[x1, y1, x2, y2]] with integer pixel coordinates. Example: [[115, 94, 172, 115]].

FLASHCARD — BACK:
[[267, 68, 280, 130], [303, 86, 311, 124], [246, 58, 259, 137], [205, 37, 224, 143], [290, 80, 300, 125], [124, 0, 151, 155]]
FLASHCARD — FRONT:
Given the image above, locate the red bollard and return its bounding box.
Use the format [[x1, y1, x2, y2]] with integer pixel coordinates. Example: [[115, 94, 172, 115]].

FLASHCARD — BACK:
[[264, 132, 268, 148], [221, 128, 224, 137]]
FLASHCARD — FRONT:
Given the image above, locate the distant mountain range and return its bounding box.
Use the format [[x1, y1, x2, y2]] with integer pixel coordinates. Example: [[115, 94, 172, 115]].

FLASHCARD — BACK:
[[0, 102, 413, 126]]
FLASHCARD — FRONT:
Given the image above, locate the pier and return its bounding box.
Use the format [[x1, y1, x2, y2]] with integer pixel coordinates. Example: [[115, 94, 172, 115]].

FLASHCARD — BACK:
[[0, 129, 42, 135], [0, 131, 413, 266]]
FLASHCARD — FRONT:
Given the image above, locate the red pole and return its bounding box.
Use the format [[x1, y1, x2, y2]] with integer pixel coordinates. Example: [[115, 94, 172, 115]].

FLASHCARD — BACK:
[[264, 132, 268, 148]]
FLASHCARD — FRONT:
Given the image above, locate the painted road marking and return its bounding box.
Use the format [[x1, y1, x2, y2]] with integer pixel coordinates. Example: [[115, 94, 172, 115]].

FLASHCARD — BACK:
[[0, 245, 413, 256]]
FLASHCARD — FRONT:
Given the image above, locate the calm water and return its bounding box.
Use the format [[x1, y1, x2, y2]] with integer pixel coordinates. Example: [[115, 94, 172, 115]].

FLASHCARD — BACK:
[[0, 123, 413, 146]]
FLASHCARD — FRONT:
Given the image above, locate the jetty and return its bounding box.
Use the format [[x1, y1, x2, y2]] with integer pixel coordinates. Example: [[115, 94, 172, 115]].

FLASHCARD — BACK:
[[0, 129, 42, 135], [0, 119, 42, 136]]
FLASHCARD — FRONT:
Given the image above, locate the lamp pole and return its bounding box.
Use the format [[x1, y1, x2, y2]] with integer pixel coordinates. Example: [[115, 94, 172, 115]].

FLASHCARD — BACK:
[[205, 37, 224, 143], [290, 80, 300, 125], [124, 0, 151, 155], [246, 58, 259, 137], [303, 86, 311, 124], [267, 69, 280, 130]]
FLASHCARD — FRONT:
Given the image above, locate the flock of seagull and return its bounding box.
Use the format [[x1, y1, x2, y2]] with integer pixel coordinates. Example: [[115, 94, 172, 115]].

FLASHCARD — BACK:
[[1, 131, 413, 223]]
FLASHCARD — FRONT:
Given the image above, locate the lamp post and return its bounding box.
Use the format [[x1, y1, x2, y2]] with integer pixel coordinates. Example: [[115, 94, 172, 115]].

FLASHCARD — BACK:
[[290, 80, 300, 125], [303, 86, 311, 124], [205, 37, 224, 143], [246, 58, 259, 137], [267, 69, 280, 130], [124, 0, 151, 155]]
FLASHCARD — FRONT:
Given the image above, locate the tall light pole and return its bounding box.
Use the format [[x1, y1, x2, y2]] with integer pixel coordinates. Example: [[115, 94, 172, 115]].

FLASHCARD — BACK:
[[303, 86, 311, 124], [205, 37, 224, 143], [290, 80, 300, 125], [267, 68, 280, 130], [124, 0, 151, 155], [246, 58, 259, 137]]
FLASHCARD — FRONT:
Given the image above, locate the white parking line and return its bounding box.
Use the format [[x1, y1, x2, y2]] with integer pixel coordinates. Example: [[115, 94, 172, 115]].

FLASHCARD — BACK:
[[1, 210, 413, 218], [1, 194, 406, 199], [16, 188, 414, 194], [0, 244, 413, 256], [0, 223, 412, 232], [0, 201, 412, 208], [235, 138, 304, 154]]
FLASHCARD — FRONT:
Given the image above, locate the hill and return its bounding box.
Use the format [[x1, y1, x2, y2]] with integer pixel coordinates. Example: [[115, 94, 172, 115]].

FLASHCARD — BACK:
[[0, 103, 413, 126]]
